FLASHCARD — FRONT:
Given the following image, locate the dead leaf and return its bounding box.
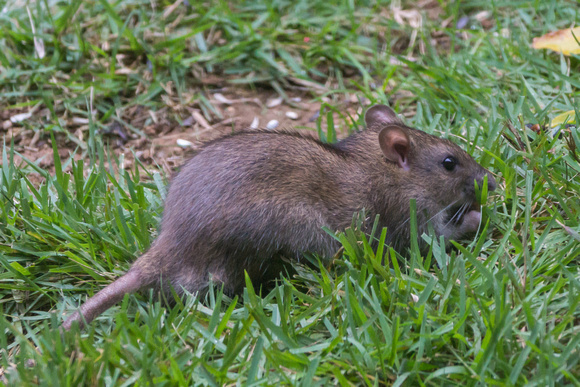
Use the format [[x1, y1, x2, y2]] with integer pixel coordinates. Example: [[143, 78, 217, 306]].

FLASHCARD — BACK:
[[551, 110, 576, 128], [191, 110, 211, 129], [27, 7, 45, 59], [532, 27, 580, 55], [10, 112, 32, 123]]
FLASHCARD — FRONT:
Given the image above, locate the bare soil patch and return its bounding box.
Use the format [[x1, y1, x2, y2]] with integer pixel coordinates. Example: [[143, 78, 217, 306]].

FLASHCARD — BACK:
[[2, 86, 367, 184]]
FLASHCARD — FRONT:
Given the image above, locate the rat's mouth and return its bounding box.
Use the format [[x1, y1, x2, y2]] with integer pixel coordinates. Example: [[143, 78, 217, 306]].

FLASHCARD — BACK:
[[446, 201, 482, 233]]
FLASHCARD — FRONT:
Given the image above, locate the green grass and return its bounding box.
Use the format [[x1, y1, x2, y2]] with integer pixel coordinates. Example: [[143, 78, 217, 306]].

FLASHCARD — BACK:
[[1, 0, 580, 385]]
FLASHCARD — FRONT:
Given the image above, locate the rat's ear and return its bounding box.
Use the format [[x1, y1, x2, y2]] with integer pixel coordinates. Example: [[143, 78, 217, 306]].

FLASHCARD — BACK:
[[365, 104, 401, 127], [378, 126, 410, 170]]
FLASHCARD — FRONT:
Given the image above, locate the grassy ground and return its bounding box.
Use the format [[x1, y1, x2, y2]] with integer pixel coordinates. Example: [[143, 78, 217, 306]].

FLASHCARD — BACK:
[[1, 0, 579, 385]]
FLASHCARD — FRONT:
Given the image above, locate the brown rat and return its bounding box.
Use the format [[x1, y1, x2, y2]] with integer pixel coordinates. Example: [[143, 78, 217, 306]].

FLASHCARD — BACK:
[[62, 104, 496, 330]]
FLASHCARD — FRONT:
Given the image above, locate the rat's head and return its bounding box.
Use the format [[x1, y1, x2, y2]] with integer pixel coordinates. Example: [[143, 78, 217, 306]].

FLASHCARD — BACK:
[[366, 104, 496, 242]]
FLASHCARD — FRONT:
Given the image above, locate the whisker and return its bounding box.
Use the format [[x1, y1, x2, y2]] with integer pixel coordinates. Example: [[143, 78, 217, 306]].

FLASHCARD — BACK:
[[458, 203, 471, 223], [452, 203, 468, 223], [391, 199, 463, 236], [444, 201, 469, 229], [419, 199, 464, 229], [448, 203, 466, 226], [371, 199, 465, 249]]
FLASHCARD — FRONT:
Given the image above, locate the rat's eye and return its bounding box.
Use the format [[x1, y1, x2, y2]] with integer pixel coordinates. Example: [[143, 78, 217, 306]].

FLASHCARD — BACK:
[[442, 156, 458, 171]]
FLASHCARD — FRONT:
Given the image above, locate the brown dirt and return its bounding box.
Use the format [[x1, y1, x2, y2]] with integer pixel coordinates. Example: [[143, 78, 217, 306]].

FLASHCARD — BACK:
[[2, 86, 368, 185]]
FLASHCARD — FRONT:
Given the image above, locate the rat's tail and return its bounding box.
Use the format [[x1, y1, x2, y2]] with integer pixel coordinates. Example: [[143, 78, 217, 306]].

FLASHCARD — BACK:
[[61, 265, 153, 331]]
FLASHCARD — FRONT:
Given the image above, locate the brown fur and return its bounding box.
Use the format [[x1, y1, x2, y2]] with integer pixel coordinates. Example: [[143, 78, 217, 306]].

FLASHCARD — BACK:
[[62, 105, 496, 330]]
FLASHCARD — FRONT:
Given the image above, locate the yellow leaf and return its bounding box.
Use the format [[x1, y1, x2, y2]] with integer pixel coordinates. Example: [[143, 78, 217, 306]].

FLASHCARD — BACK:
[[532, 27, 580, 55], [550, 110, 576, 128]]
